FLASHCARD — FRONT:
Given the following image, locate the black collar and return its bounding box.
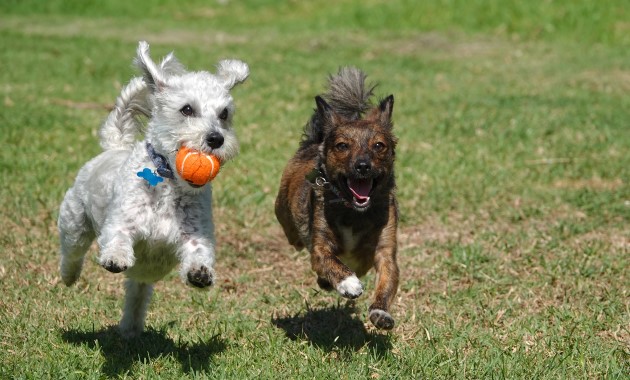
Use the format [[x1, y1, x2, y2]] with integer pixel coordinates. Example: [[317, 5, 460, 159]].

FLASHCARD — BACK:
[[146, 142, 174, 179], [305, 165, 352, 208]]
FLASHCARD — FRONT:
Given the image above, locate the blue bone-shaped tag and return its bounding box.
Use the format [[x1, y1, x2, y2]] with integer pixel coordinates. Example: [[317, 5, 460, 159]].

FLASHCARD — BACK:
[[137, 168, 164, 186]]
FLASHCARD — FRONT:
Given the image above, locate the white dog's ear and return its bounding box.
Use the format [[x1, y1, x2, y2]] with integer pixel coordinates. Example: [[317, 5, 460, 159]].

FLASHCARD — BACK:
[[159, 52, 186, 76], [216, 59, 249, 89], [135, 41, 168, 92]]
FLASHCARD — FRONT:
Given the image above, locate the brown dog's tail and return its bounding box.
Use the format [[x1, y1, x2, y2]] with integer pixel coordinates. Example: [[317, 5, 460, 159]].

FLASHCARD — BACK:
[[326, 66, 375, 119], [302, 67, 375, 147]]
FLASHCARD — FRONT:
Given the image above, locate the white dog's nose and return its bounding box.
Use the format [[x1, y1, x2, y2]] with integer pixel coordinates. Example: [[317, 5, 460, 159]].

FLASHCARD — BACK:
[[205, 132, 224, 149]]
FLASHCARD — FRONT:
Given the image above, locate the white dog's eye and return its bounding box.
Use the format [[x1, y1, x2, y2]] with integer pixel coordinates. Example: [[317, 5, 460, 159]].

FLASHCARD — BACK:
[[180, 104, 195, 117], [218, 108, 228, 121]]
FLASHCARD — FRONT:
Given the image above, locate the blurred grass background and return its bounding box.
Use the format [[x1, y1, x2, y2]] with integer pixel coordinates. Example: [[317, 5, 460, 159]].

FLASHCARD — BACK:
[[0, 0, 628, 378]]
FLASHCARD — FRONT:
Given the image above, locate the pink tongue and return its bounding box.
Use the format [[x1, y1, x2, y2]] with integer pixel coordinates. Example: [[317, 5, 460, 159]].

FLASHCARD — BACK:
[[347, 178, 373, 200]]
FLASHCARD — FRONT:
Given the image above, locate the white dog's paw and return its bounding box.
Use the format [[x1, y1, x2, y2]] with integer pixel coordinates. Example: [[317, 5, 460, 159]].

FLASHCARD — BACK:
[[98, 253, 134, 274], [336, 275, 363, 299], [185, 265, 215, 288], [369, 309, 395, 330]]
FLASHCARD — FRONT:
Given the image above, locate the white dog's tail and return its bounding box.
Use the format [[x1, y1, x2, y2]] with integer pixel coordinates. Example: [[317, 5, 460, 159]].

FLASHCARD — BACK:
[[98, 77, 150, 151]]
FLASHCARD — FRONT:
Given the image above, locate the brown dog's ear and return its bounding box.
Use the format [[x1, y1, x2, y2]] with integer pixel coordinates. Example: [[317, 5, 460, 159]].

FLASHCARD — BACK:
[[315, 96, 332, 117], [315, 95, 338, 132], [378, 95, 394, 127]]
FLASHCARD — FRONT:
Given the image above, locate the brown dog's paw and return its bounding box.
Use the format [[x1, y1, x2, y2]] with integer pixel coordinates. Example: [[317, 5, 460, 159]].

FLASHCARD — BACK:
[[369, 309, 395, 330], [186, 265, 214, 288]]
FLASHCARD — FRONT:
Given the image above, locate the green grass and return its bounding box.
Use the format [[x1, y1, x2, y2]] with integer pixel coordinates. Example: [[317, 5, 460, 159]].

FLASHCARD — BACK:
[[1, 0, 629, 378]]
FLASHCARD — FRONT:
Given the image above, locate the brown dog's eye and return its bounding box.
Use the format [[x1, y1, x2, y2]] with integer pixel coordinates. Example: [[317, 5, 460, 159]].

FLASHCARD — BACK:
[[373, 142, 386, 152], [335, 142, 349, 151], [219, 108, 228, 120], [180, 104, 195, 117]]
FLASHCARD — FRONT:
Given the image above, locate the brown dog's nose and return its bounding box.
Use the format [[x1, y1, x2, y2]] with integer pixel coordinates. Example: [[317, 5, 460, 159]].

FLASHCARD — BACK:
[[354, 160, 371, 176], [205, 132, 224, 149]]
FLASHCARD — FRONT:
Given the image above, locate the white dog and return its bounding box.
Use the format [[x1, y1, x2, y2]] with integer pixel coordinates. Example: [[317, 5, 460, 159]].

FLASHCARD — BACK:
[[58, 41, 249, 338]]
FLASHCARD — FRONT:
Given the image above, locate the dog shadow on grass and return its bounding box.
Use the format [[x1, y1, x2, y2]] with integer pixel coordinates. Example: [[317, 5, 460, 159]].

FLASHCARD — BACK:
[[61, 325, 225, 377], [271, 302, 392, 358]]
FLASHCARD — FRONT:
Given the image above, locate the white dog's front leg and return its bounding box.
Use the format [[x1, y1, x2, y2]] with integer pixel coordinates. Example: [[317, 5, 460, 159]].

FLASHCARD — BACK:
[[179, 237, 216, 288], [97, 227, 136, 273]]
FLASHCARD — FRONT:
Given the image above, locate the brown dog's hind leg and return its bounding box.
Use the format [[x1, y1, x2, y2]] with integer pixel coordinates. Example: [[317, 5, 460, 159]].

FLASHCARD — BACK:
[[274, 182, 307, 251]]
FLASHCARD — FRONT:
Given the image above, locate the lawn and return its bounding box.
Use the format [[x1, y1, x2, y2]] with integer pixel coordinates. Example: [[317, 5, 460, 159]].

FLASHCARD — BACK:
[[0, 0, 628, 378]]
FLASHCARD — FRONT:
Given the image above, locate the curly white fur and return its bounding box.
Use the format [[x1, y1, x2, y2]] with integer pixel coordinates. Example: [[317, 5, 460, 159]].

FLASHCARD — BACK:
[[58, 41, 249, 338], [98, 77, 149, 151]]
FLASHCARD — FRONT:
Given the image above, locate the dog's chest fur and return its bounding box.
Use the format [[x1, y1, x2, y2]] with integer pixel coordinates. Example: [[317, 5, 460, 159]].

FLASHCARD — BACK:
[[84, 145, 213, 281], [338, 225, 359, 253], [326, 203, 389, 276], [123, 169, 211, 272], [125, 240, 180, 282], [335, 224, 366, 273]]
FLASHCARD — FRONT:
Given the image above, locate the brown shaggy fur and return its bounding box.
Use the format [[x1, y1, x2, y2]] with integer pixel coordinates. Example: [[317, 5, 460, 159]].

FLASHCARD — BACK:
[[275, 67, 399, 329]]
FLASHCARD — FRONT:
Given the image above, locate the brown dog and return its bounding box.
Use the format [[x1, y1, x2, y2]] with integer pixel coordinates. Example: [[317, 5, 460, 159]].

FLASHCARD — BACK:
[[275, 67, 399, 329]]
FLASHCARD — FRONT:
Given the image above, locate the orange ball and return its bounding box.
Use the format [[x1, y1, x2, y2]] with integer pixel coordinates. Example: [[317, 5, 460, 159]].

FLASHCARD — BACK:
[[175, 146, 221, 186]]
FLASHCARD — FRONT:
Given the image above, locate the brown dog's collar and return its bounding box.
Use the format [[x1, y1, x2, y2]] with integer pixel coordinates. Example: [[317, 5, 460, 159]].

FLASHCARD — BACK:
[[305, 167, 325, 186], [305, 167, 353, 208]]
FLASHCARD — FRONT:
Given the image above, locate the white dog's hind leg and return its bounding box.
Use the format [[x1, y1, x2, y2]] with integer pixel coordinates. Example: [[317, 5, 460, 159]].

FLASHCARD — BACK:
[[119, 279, 153, 338], [58, 189, 95, 286]]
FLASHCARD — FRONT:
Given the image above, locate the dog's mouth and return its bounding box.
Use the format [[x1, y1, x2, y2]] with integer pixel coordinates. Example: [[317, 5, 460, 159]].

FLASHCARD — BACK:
[[340, 177, 374, 210], [186, 181, 204, 189]]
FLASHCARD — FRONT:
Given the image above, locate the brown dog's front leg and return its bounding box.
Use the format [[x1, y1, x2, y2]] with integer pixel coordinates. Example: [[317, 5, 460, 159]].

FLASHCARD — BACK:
[[310, 231, 363, 299], [369, 251, 399, 329], [368, 201, 399, 330]]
